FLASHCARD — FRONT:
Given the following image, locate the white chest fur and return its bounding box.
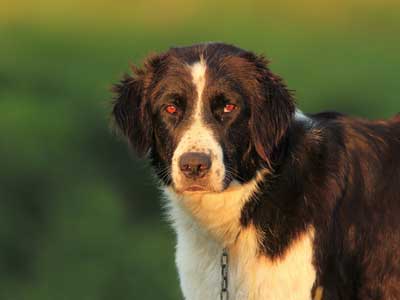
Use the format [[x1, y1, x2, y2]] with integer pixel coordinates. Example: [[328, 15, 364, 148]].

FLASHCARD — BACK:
[[163, 178, 316, 300]]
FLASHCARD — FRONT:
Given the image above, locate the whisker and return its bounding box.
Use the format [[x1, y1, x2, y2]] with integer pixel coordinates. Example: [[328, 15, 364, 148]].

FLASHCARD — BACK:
[[225, 166, 246, 182]]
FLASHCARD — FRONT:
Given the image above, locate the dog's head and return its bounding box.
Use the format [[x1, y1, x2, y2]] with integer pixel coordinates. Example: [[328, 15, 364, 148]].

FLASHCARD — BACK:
[[112, 43, 294, 194]]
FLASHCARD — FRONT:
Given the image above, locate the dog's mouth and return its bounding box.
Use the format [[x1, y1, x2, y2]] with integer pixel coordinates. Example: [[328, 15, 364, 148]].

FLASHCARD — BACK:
[[173, 176, 233, 194], [184, 185, 207, 192], [176, 184, 213, 194]]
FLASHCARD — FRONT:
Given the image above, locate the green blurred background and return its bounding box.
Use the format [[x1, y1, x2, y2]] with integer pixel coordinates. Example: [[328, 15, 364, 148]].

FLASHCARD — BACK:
[[1, 0, 399, 299]]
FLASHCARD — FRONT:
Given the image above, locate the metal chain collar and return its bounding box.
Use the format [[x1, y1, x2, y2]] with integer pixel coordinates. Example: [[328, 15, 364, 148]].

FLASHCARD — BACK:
[[220, 248, 229, 300]]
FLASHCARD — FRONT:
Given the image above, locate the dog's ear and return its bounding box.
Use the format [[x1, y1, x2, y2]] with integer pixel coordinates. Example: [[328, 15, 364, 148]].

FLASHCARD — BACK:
[[111, 55, 162, 156], [247, 54, 295, 166]]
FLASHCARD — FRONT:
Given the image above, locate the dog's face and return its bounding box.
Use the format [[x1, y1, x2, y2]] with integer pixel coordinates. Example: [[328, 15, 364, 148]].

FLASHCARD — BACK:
[[112, 43, 294, 194]]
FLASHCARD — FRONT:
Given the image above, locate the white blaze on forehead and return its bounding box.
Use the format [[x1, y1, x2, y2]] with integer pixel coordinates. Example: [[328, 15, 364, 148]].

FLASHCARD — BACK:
[[191, 59, 207, 95], [171, 58, 225, 192], [190, 58, 207, 121]]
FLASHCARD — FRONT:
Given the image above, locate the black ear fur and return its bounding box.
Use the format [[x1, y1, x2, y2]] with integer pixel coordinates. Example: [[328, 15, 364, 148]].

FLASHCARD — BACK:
[[112, 68, 152, 156], [247, 54, 295, 166]]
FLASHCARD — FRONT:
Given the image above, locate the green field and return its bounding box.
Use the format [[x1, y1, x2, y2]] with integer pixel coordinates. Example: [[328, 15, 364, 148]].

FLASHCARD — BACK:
[[1, 1, 399, 299]]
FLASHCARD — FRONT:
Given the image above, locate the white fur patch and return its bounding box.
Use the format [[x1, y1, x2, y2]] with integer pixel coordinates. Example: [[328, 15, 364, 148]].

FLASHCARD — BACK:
[[251, 228, 316, 300], [171, 59, 225, 192], [295, 109, 309, 122], [295, 109, 315, 127], [163, 170, 316, 300]]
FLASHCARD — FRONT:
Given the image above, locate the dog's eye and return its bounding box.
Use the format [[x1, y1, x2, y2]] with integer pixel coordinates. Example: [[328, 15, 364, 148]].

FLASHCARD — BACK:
[[165, 104, 178, 114], [223, 104, 237, 113]]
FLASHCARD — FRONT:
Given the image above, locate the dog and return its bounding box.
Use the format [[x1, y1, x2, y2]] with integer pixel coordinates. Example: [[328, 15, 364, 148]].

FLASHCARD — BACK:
[[111, 42, 400, 300]]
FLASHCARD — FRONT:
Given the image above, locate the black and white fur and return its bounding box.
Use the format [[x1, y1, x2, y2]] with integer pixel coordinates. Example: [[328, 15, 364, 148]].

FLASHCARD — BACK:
[[112, 43, 400, 300]]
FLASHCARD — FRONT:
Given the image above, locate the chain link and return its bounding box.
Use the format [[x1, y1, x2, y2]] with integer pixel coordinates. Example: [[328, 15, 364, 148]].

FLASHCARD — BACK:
[[220, 248, 229, 300]]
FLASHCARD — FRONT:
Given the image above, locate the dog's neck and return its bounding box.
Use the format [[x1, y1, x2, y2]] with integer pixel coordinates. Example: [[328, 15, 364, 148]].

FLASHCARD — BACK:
[[163, 170, 267, 247]]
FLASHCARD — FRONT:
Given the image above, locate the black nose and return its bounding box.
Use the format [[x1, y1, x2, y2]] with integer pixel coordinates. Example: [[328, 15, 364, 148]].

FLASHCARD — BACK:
[[179, 152, 212, 179]]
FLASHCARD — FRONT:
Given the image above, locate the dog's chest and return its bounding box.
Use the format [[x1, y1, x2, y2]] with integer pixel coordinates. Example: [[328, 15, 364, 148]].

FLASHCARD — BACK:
[[163, 178, 316, 300], [169, 205, 316, 300]]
